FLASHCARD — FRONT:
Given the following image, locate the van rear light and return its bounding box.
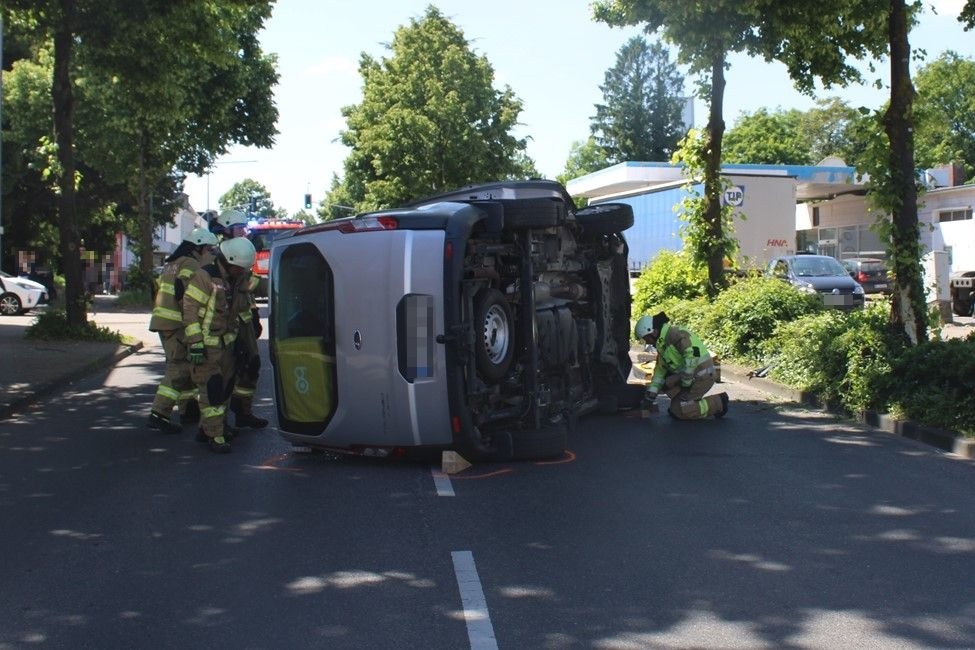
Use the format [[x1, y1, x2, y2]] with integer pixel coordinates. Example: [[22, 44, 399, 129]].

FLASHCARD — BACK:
[[337, 216, 399, 233], [255, 252, 270, 273]]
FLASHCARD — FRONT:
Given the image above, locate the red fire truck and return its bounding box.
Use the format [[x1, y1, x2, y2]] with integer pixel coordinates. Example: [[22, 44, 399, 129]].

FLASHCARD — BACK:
[[246, 219, 304, 298]]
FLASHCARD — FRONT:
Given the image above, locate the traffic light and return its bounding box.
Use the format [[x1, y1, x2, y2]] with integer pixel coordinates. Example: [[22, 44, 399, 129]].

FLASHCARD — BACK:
[[304, 193, 313, 209]]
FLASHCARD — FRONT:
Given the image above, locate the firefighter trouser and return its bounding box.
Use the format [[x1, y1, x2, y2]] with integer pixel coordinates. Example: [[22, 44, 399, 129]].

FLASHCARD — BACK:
[[190, 344, 234, 439], [151, 330, 199, 417], [662, 359, 727, 420], [231, 322, 260, 415]]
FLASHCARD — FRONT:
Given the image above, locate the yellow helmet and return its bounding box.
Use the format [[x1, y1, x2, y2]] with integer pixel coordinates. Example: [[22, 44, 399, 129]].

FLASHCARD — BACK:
[[184, 227, 217, 246], [219, 237, 256, 270]]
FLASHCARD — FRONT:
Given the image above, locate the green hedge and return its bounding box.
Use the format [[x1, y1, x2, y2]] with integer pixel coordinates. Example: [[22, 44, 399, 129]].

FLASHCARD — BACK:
[[633, 256, 975, 436]]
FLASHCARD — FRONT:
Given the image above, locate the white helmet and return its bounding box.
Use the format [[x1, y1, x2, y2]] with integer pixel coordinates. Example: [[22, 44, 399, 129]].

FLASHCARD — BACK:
[[634, 315, 654, 340], [184, 227, 218, 246], [218, 209, 248, 229], [219, 237, 256, 270]]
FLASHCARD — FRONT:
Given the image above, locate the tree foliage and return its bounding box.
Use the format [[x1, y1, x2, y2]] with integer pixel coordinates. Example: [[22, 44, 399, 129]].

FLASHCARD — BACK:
[[328, 6, 531, 211], [723, 108, 811, 165], [219, 178, 279, 218], [2, 0, 278, 325], [591, 36, 686, 164], [913, 51, 975, 180]]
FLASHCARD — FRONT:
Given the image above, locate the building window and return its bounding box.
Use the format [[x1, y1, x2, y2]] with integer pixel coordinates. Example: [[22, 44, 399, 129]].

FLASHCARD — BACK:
[[812, 206, 820, 227], [938, 208, 972, 222]]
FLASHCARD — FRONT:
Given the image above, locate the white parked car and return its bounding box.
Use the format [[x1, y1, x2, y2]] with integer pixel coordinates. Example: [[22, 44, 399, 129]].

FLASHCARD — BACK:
[[0, 271, 48, 316]]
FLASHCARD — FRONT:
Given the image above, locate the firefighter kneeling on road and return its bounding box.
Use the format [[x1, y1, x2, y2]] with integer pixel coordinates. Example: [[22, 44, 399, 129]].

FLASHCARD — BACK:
[[183, 237, 256, 453], [635, 311, 729, 420]]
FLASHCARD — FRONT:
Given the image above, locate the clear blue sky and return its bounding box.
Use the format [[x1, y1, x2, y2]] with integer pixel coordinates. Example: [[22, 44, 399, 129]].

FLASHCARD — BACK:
[[182, 0, 973, 216]]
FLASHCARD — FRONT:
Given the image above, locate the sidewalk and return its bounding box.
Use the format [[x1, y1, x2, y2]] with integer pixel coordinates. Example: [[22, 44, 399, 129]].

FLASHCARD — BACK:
[[0, 296, 152, 419]]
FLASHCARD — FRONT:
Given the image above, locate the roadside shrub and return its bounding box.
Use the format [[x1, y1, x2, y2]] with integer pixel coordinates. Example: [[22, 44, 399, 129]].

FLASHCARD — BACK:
[[702, 276, 821, 362], [766, 302, 906, 413], [765, 310, 848, 395], [887, 337, 975, 436], [116, 287, 153, 307], [26, 309, 122, 343], [632, 250, 708, 317]]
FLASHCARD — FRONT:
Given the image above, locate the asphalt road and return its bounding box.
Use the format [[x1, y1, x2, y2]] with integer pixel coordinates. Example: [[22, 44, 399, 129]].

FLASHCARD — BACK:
[[1, 308, 974, 649]]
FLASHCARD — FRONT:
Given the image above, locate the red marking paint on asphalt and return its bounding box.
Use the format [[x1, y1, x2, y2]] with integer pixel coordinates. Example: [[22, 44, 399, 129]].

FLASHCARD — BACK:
[[250, 453, 303, 472], [449, 468, 515, 480], [534, 449, 576, 465]]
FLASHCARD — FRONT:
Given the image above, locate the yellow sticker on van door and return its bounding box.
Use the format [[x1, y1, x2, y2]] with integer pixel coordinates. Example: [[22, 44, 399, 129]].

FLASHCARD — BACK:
[[274, 337, 335, 422]]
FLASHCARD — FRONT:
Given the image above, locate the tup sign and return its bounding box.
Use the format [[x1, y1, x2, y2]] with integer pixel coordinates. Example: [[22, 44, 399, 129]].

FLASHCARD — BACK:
[[723, 185, 745, 207]]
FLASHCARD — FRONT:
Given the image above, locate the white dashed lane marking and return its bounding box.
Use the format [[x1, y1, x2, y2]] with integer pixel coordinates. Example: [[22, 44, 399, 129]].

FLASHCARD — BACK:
[[451, 551, 498, 650]]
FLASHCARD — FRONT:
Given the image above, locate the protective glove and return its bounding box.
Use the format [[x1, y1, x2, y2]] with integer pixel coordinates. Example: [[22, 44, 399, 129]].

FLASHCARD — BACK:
[[644, 390, 658, 403], [679, 371, 694, 388], [674, 389, 691, 403], [188, 343, 206, 365], [251, 308, 263, 338]]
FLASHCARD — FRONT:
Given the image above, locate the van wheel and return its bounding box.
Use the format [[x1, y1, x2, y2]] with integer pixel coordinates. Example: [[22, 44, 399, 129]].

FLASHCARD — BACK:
[[473, 288, 514, 382], [575, 203, 634, 235]]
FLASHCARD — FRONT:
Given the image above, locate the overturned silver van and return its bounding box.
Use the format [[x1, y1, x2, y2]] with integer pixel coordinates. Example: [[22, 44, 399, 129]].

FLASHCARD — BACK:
[[269, 180, 640, 460]]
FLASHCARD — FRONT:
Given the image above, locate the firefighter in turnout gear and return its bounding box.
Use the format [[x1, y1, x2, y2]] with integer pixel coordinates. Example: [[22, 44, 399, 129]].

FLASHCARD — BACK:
[[184, 237, 256, 453], [220, 213, 268, 429], [635, 312, 729, 420], [147, 227, 218, 433], [212, 208, 248, 242]]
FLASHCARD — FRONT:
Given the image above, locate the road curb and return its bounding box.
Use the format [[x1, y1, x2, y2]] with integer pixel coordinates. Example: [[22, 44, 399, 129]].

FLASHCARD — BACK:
[[722, 361, 974, 460], [0, 341, 143, 421]]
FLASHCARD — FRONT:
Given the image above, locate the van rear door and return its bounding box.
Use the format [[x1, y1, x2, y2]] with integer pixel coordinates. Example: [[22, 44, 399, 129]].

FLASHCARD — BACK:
[[271, 227, 451, 449]]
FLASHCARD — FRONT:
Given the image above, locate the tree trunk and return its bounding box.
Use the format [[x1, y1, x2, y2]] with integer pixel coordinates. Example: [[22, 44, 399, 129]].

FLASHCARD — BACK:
[[52, 0, 86, 326], [704, 50, 727, 297], [885, 0, 926, 344], [138, 129, 155, 284]]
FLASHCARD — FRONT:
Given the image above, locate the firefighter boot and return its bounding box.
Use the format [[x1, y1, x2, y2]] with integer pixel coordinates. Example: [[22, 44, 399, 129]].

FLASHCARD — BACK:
[[196, 430, 231, 454], [148, 411, 181, 434], [232, 396, 268, 429], [180, 399, 201, 424]]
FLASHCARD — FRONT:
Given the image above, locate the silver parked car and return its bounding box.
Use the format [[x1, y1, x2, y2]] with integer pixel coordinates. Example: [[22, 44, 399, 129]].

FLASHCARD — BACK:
[[766, 254, 865, 310], [268, 180, 641, 460]]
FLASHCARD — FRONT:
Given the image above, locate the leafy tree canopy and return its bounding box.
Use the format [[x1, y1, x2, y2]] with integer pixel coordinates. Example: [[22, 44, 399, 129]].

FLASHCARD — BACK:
[[723, 108, 811, 165], [591, 36, 687, 163], [219, 179, 278, 218], [913, 51, 975, 180], [330, 5, 531, 211], [557, 136, 612, 186]]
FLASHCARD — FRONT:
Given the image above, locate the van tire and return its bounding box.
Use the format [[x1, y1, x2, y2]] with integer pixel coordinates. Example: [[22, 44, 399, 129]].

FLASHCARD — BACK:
[[575, 203, 634, 235], [473, 288, 514, 382]]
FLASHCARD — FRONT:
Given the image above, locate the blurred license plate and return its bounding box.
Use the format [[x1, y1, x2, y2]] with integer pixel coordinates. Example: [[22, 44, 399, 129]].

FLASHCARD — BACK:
[[823, 294, 854, 306], [875, 283, 887, 289]]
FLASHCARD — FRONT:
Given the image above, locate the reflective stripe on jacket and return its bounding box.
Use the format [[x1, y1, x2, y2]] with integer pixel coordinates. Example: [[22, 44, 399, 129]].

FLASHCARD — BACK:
[[149, 252, 207, 332], [182, 262, 244, 348], [648, 322, 712, 392]]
